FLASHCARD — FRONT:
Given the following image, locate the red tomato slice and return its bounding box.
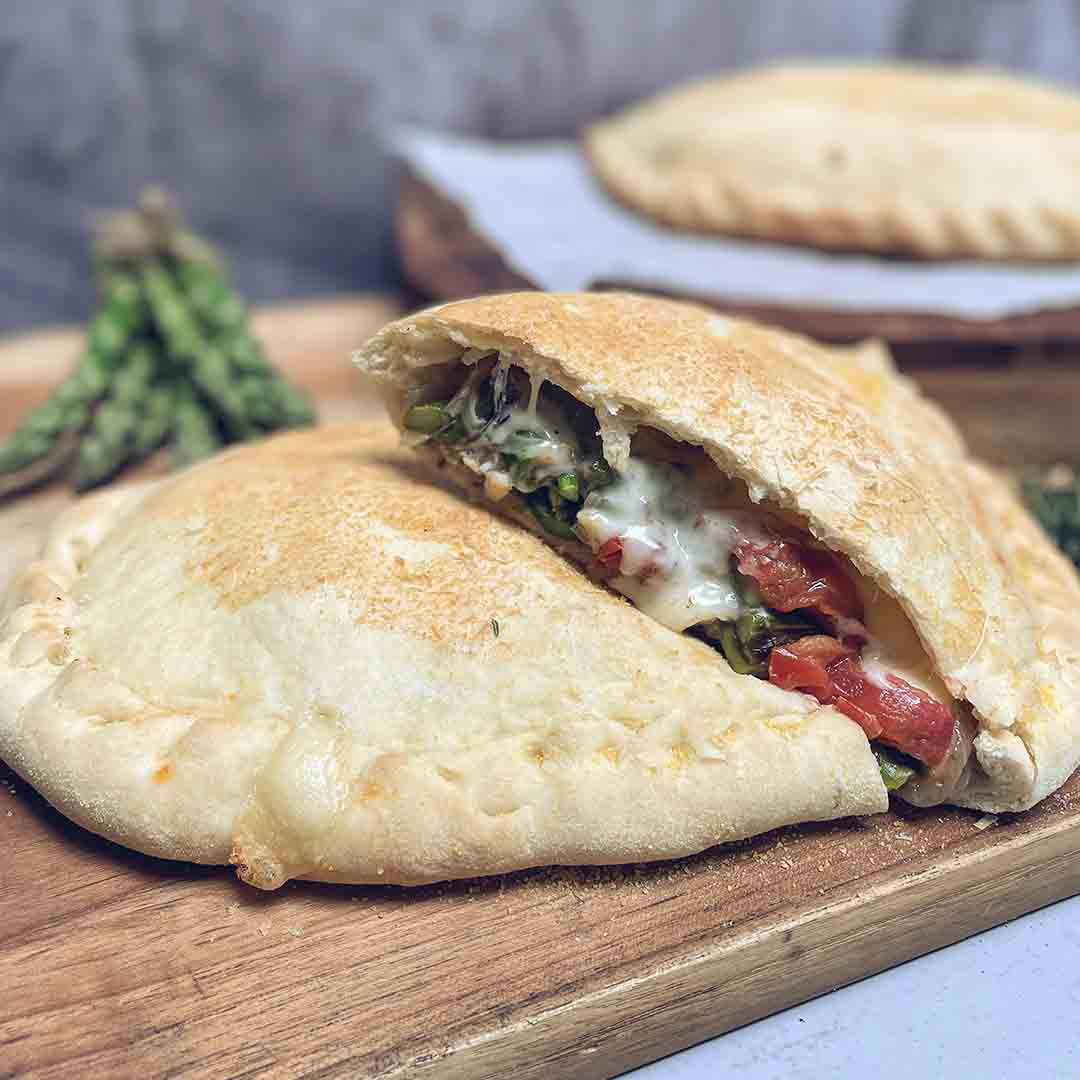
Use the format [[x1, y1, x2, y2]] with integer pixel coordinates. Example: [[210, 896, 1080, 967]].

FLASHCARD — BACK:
[[768, 638, 844, 703], [828, 659, 955, 768], [832, 693, 884, 742], [734, 537, 864, 622], [776, 635, 855, 667], [767, 639, 953, 767], [595, 537, 623, 573]]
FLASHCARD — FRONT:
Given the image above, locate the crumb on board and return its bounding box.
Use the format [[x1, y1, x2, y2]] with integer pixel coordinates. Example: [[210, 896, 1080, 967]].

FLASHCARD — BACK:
[[974, 814, 998, 831]]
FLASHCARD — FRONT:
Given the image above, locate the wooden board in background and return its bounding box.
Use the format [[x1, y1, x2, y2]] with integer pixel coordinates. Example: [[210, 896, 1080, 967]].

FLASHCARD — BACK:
[[1, 295, 1079, 1079], [397, 168, 1080, 353]]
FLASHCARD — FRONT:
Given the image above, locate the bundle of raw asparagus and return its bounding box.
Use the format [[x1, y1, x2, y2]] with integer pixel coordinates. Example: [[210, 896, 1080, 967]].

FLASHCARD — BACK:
[[0, 189, 315, 499]]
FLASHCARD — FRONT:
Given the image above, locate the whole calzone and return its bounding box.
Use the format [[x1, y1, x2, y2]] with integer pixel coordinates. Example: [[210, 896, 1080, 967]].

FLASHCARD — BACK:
[[356, 291, 1080, 815], [0, 424, 892, 889], [584, 63, 1080, 259]]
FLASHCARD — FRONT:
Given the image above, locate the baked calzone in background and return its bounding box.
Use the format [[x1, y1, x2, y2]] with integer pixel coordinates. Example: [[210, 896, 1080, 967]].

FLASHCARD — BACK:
[[584, 64, 1080, 260]]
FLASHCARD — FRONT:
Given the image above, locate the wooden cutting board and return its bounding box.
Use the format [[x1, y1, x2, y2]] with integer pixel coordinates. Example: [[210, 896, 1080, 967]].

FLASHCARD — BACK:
[[1, 295, 1079, 1080]]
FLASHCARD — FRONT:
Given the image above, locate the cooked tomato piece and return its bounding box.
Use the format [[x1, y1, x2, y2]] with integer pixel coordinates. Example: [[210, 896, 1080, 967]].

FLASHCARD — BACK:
[[595, 537, 624, 573], [828, 659, 955, 768], [832, 691, 884, 741], [777, 635, 855, 666], [734, 536, 863, 622], [767, 636, 855, 703], [767, 639, 954, 768]]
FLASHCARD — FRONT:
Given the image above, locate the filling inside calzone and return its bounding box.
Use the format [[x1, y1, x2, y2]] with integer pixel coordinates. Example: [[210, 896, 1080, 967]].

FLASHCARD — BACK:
[[402, 354, 978, 805]]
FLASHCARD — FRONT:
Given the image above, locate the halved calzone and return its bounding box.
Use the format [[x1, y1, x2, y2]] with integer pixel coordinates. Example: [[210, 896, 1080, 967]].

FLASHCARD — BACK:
[[0, 424, 889, 888], [358, 291, 1080, 812]]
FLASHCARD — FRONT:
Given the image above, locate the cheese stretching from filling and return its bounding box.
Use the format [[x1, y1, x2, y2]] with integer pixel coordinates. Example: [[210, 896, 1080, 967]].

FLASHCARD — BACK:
[[576, 460, 772, 631], [403, 356, 971, 800], [438, 355, 582, 495]]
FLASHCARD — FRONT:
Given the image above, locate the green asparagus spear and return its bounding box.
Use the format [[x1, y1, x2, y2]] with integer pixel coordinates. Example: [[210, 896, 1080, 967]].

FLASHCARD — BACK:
[[140, 261, 252, 439], [403, 402, 452, 435], [4, 188, 324, 499], [133, 383, 175, 459], [72, 399, 141, 491], [221, 330, 271, 375], [171, 385, 222, 468], [1, 385, 87, 473], [556, 472, 580, 501], [173, 256, 248, 334], [735, 608, 819, 667], [171, 250, 314, 422], [0, 430, 80, 501], [71, 336, 178, 490], [874, 746, 917, 792], [0, 420, 62, 473], [0, 384, 83, 473], [0, 273, 146, 477], [111, 342, 173, 459], [268, 376, 316, 427], [137, 186, 183, 254], [111, 342, 157, 404], [526, 490, 579, 540], [70, 436, 112, 492], [237, 374, 279, 427], [87, 272, 145, 358], [717, 624, 765, 677], [174, 260, 315, 429]]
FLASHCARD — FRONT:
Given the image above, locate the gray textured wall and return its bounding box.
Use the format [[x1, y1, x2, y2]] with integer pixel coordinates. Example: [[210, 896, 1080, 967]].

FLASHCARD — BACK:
[[3, 0, 1079, 332]]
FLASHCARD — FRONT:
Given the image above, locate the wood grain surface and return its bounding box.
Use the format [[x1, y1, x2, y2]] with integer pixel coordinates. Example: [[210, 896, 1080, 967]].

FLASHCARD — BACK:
[[1, 295, 1079, 1079], [397, 168, 1080, 351]]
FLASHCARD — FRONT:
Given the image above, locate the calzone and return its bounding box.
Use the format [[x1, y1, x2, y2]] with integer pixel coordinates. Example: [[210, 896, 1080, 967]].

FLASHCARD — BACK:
[[584, 64, 1080, 259], [0, 424, 888, 887], [357, 291, 1080, 813]]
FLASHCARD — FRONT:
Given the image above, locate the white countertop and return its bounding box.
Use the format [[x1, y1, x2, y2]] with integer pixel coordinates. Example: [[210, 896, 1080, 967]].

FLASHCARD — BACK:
[[629, 894, 1080, 1078]]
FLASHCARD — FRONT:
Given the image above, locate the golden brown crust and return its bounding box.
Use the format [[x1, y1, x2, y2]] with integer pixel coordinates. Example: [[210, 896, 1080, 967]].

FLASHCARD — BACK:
[[965, 463, 1080, 660], [584, 63, 1080, 259], [357, 291, 1080, 811], [0, 424, 887, 888]]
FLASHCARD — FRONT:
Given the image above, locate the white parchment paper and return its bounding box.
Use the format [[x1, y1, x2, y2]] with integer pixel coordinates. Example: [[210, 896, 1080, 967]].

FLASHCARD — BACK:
[[397, 129, 1080, 320]]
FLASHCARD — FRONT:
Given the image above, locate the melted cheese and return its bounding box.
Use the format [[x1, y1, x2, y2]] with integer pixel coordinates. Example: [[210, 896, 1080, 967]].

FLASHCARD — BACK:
[[574, 456, 951, 710], [576, 458, 771, 631], [451, 364, 952, 715], [456, 364, 580, 486], [490, 370, 579, 480], [858, 587, 950, 701]]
